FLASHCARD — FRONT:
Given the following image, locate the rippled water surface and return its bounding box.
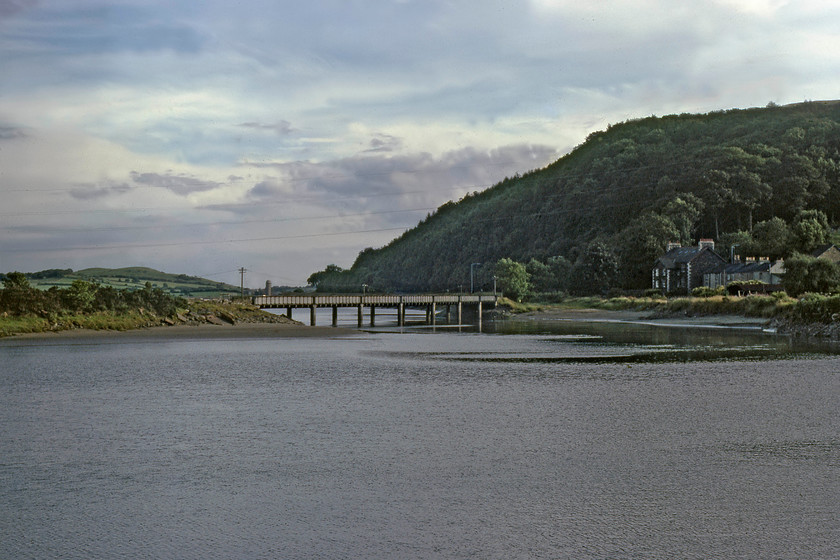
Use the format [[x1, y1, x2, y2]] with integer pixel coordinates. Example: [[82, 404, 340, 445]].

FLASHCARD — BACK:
[[2, 321, 839, 559]]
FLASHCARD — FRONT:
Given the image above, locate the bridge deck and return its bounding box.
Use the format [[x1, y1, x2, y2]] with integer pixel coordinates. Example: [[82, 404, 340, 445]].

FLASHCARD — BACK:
[[252, 293, 497, 328], [253, 293, 497, 308]]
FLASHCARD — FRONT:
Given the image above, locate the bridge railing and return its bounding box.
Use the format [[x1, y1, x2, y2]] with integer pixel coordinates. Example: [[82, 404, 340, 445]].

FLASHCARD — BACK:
[[253, 293, 498, 308]]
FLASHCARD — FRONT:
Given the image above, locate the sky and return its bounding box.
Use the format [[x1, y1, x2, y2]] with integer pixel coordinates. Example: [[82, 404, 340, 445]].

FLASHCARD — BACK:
[[2, 0, 840, 288]]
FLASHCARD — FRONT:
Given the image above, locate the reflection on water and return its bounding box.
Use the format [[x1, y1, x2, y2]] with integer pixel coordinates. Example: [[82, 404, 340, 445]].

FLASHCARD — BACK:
[[2, 317, 839, 559], [372, 315, 839, 364]]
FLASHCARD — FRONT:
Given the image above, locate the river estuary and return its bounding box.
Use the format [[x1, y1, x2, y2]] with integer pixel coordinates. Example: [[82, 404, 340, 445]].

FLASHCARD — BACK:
[[1, 317, 839, 559]]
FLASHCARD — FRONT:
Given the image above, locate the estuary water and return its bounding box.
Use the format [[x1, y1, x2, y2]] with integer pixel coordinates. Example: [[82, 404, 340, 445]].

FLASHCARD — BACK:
[[1, 319, 839, 559]]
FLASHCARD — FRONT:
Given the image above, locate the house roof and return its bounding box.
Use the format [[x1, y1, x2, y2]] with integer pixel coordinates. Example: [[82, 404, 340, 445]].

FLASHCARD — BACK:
[[812, 244, 839, 257], [723, 261, 771, 274], [656, 246, 723, 269]]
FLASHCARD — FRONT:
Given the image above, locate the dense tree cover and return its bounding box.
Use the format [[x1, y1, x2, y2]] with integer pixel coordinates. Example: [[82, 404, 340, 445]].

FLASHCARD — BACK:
[[312, 101, 840, 293], [495, 258, 530, 301], [781, 254, 840, 297], [0, 275, 184, 318]]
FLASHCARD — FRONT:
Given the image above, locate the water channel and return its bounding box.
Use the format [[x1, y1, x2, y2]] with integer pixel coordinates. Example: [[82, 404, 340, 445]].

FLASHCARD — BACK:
[[1, 315, 838, 559]]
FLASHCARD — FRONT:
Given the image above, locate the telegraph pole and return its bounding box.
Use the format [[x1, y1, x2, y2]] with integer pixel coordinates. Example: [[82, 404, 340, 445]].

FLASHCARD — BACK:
[[239, 267, 247, 298]]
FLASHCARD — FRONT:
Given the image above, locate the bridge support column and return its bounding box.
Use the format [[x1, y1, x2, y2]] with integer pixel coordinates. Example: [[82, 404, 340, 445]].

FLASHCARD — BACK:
[[398, 303, 404, 326], [357, 304, 363, 327], [430, 302, 436, 326], [332, 306, 338, 327], [286, 306, 292, 319], [477, 301, 482, 331], [370, 306, 375, 327], [457, 301, 462, 325], [310, 305, 316, 326]]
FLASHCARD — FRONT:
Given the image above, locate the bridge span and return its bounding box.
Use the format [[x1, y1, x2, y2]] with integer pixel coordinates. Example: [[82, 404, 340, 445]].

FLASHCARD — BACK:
[[252, 293, 498, 327]]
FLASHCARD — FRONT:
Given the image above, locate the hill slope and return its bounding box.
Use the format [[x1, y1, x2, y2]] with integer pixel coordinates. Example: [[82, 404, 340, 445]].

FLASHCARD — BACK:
[[19, 267, 241, 298], [320, 101, 840, 293]]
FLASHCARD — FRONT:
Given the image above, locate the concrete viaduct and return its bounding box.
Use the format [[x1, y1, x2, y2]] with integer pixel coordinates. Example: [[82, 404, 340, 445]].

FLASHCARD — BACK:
[[252, 293, 498, 328]]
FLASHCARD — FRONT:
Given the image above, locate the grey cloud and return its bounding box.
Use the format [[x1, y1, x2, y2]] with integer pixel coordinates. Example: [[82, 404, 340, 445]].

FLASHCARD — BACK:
[[130, 172, 220, 196], [365, 134, 403, 153], [6, 4, 205, 55], [238, 120, 296, 135], [0, 125, 26, 140], [0, 0, 37, 19], [228, 143, 558, 217], [69, 182, 133, 200]]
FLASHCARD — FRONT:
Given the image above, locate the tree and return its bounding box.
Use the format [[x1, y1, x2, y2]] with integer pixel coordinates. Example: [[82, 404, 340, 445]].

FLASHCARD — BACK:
[[782, 253, 840, 296], [2, 271, 30, 290], [307, 264, 345, 291], [662, 193, 705, 244], [62, 279, 97, 313], [570, 242, 619, 295], [495, 258, 530, 302], [751, 217, 792, 260], [792, 209, 830, 252], [616, 213, 679, 288]]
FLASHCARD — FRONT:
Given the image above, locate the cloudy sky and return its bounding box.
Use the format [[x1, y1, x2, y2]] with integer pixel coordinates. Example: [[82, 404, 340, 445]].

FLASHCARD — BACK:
[[2, 0, 839, 287]]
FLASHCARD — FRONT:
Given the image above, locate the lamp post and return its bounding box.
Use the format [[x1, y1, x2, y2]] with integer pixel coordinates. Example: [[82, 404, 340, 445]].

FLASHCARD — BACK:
[[362, 283, 368, 295], [470, 262, 482, 293]]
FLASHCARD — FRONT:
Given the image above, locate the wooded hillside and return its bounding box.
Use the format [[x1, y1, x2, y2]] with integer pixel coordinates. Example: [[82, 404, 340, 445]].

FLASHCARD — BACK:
[[315, 101, 840, 293]]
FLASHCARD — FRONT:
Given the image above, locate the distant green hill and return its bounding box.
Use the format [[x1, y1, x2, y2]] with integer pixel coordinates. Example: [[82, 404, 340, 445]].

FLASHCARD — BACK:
[[315, 101, 840, 294], [15, 267, 241, 298]]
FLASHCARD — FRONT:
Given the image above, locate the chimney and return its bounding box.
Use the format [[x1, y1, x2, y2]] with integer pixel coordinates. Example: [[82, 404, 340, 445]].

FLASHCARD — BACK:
[[666, 241, 681, 251], [698, 238, 715, 251], [265, 280, 272, 295]]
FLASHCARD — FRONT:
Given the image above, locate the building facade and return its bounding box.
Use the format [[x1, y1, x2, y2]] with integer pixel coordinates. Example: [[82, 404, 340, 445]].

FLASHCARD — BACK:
[[652, 239, 726, 294]]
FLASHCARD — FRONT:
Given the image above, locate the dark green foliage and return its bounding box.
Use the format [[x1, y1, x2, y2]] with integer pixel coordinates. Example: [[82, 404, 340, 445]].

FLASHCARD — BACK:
[[781, 253, 840, 297], [570, 242, 619, 295], [318, 102, 840, 292], [0, 276, 184, 318], [495, 258, 530, 302]]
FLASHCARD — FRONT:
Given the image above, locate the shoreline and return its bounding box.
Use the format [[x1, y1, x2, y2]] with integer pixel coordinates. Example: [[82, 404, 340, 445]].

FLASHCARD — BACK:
[[0, 321, 363, 343], [505, 307, 772, 329]]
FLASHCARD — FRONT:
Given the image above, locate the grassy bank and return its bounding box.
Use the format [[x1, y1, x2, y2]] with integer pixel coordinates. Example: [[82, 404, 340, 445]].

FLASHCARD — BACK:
[[0, 300, 295, 338], [499, 291, 838, 323]]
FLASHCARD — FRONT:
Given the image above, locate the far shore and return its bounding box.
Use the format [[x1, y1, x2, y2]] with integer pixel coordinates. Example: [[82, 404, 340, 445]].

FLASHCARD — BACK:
[[1, 321, 363, 343], [1, 306, 779, 344], [505, 306, 772, 329]]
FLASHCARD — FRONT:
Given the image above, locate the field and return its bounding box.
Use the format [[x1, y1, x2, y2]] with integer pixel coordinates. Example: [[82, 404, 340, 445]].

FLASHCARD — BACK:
[[23, 267, 243, 298]]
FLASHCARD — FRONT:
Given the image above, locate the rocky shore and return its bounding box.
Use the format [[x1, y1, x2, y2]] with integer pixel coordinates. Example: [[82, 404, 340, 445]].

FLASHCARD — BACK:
[[770, 318, 840, 340]]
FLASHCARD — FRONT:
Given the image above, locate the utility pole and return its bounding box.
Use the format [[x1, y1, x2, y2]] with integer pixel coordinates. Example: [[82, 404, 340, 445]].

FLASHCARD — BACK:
[[239, 267, 247, 298], [470, 262, 482, 293]]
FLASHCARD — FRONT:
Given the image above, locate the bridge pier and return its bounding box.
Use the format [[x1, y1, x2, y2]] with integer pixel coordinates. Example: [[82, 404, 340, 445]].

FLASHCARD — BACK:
[[357, 304, 363, 327], [332, 306, 338, 327], [286, 306, 292, 319], [397, 303, 405, 326], [370, 306, 376, 327], [457, 300, 463, 325], [477, 301, 482, 331], [310, 305, 316, 326]]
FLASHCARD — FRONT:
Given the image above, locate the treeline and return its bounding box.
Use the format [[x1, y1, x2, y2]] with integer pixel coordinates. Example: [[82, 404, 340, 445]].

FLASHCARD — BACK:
[[0, 272, 183, 319], [309, 101, 840, 293]]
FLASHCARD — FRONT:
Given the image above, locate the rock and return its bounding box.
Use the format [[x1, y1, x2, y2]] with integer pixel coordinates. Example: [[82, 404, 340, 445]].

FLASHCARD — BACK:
[[205, 314, 225, 326], [218, 311, 237, 325], [161, 317, 176, 326], [176, 313, 188, 323]]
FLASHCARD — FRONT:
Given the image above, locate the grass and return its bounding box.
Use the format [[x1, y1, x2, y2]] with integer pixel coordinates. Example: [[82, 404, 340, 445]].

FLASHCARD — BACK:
[[502, 292, 803, 321], [0, 310, 157, 337], [0, 299, 285, 338]]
